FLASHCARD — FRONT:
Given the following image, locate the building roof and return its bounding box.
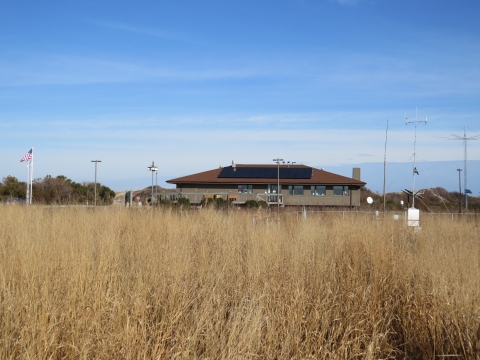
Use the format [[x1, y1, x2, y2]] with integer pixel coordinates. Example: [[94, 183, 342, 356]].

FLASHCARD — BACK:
[[166, 164, 366, 186]]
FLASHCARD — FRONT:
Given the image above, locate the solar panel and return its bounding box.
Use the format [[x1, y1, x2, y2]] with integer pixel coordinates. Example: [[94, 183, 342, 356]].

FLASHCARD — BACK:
[[218, 167, 312, 179]]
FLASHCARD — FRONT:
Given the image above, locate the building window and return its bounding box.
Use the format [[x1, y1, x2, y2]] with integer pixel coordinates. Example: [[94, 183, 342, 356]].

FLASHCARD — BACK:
[[238, 185, 253, 193], [287, 185, 303, 195], [333, 185, 349, 196], [311, 185, 326, 196], [268, 184, 281, 194], [333, 186, 343, 196]]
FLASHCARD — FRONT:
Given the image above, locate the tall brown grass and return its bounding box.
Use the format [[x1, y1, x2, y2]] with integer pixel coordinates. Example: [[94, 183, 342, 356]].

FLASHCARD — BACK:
[[0, 206, 479, 359]]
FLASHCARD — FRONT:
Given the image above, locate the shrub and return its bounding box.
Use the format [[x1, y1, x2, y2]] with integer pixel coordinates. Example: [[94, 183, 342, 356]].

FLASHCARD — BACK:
[[245, 200, 268, 209], [177, 197, 191, 208], [257, 200, 268, 209], [158, 198, 174, 207]]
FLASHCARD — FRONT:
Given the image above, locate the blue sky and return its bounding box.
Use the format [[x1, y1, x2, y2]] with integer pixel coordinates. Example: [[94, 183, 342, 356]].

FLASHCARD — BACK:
[[1, 0, 479, 193]]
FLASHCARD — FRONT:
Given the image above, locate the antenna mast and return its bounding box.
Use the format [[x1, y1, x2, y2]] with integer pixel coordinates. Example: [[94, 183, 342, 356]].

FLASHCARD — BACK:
[[439, 126, 479, 210], [405, 107, 427, 209], [383, 118, 389, 214]]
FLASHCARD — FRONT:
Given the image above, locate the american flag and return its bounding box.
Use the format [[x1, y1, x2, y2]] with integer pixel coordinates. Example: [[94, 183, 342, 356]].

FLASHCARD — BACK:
[[20, 149, 33, 162]]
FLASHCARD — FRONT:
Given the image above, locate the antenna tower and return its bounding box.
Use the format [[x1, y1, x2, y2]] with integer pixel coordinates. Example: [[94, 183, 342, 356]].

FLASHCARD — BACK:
[[383, 118, 389, 214], [438, 126, 479, 210], [405, 107, 427, 209]]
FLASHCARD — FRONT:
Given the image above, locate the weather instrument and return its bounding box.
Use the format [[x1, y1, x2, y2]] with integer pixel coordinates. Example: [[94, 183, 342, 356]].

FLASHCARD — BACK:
[[405, 107, 427, 228], [405, 107, 427, 210], [436, 126, 479, 210]]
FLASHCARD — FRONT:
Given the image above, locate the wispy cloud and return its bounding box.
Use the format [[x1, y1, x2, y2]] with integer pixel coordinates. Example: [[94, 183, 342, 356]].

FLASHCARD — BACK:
[[0, 54, 260, 86], [3, 114, 473, 162], [93, 21, 184, 41]]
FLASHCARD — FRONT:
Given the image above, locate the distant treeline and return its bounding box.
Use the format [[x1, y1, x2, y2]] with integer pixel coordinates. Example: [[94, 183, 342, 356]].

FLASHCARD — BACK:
[[0, 175, 116, 205]]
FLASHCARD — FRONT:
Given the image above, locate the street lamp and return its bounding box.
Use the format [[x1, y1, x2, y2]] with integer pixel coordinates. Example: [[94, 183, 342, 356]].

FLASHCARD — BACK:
[[91, 160, 101, 207], [273, 158, 283, 212], [155, 169, 159, 203], [148, 161, 158, 206], [457, 168, 462, 214]]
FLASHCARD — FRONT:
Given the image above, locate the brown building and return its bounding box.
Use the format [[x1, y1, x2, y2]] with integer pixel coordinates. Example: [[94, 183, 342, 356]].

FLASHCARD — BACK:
[[166, 163, 366, 207]]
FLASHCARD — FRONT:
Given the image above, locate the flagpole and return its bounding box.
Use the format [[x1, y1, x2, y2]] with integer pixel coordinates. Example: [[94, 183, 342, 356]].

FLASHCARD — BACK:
[[26, 163, 30, 206], [30, 146, 34, 204]]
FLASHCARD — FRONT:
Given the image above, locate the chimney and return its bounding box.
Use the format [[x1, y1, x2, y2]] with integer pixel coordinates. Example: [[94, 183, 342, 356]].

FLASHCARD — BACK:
[[352, 168, 361, 181]]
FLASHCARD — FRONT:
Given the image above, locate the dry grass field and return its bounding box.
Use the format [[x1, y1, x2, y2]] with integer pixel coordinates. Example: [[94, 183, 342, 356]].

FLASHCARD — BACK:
[[0, 206, 479, 359]]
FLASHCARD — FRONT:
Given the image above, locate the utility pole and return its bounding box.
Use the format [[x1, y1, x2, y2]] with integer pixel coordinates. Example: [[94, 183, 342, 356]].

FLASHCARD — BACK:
[[439, 126, 479, 210], [383, 118, 389, 214], [405, 107, 427, 209], [457, 168, 462, 214], [148, 161, 158, 206], [273, 158, 283, 214], [91, 160, 101, 207], [155, 169, 159, 203]]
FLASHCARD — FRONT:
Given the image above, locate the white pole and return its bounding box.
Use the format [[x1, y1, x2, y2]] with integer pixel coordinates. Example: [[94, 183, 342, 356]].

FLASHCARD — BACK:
[[26, 163, 29, 206], [464, 126, 468, 210], [30, 146, 34, 204], [91, 160, 101, 207], [383, 119, 388, 214]]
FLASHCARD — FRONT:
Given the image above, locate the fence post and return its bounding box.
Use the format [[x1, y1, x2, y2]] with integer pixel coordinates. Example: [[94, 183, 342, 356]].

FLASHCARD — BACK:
[[302, 206, 306, 220]]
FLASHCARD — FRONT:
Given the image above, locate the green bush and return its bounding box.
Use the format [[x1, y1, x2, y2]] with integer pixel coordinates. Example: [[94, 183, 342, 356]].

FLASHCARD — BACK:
[[257, 200, 268, 209], [215, 197, 233, 209], [215, 197, 225, 206], [158, 198, 174, 207], [245, 200, 258, 208], [177, 197, 191, 208]]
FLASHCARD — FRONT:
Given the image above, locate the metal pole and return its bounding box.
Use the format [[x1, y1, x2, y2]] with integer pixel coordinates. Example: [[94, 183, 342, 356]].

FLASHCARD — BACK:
[[147, 161, 158, 206], [278, 162, 280, 212], [91, 160, 101, 207], [156, 170, 158, 204], [30, 146, 34, 205], [26, 163, 29, 206], [383, 119, 388, 214], [457, 168, 462, 214], [439, 126, 479, 210], [30, 145, 35, 205], [273, 158, 283, 214], [405, 108, 427, 209], [464, 126, 467, 210]]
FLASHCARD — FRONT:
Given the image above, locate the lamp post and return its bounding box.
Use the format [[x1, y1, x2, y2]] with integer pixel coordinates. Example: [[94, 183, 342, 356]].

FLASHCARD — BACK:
[[148, 161, 158, 206], [457, 168, 462, 214], [155, 169, 158, 203], [91, 160, 101, 207], [273, 158, 283, 213]]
